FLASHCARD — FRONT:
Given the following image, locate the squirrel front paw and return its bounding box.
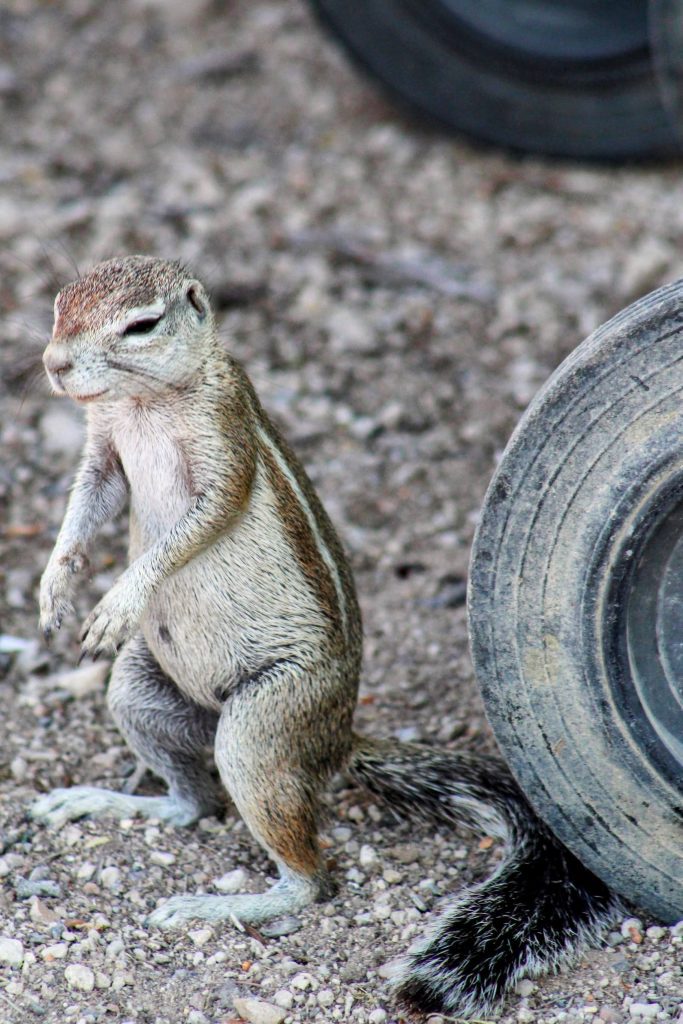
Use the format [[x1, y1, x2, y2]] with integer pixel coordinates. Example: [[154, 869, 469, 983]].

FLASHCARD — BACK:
[[79, 573, 148, 659], [39, 551, 89, 641]]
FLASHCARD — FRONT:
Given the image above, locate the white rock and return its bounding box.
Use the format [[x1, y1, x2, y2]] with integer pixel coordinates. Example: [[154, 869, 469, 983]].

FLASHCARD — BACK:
[[41, 943, 68, 960], [50, 662, 109, 698], [0, 937, 24, 966], [232, 997, 287, 1024], [620, 917, 643, 939], [64, 964, 95, 992], [213, 867, 247, 893], [317, 988, 335, 1007], [273, 990, 294, 1009], [291, 971, 315, 990], [515, 978, 535, 997], [150, 850, 176, 866], [629, 1005, 661, 1018], [189, 928, 213, 947], [369, 1011, 387, 1024], [30, 898, 59, 925], [77, 861, 97, 881], [100, 866, 122, 890], [359, 844, 378, 868], [645, 925, 666, 942], [187, 1012, 209, 1024]]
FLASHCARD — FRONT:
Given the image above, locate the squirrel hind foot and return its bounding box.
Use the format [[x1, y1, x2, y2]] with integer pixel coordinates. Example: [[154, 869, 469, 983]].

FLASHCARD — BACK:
[[31, 785, 208, 829], [147, 870, 323, 930]]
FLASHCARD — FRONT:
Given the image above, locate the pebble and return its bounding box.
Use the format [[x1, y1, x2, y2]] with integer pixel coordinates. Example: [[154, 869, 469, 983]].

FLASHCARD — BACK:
[[232, 997, 287, 1024], [213, 867, 247, 893], [29, 897, 59, 925], [50, 662, 110, 698], [100, 866, 122, 890], [368, 1011, 387, 1024], [317, 988, 335, 1007], [359, 844, 378, 868], [188, 928, 213, 946], [150, 849, 176, 866], [273, 990, 294, 1009], [628, 1005, 661, 1018], [291, 971, 315, 990], [599, 1006, 624, 1022], [64, 964, 95, 992], [16, 878, 61, 899], [260, 915, 302, 937], [621, 917, 643, 942], [41, 943, 68, 960], [0, 937, 24, 966], [515, 978, 535, 996]]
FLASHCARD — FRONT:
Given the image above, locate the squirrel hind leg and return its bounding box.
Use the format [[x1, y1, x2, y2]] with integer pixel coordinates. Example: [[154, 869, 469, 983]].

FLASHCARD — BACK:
[[149, 660, 349, 930], [32, 637, 223, 829], [106, 634, 223, 822]]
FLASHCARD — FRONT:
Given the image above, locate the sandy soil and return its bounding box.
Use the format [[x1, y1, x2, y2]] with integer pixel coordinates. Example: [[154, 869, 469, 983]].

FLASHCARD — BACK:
[[1, 2, 683, 1023]]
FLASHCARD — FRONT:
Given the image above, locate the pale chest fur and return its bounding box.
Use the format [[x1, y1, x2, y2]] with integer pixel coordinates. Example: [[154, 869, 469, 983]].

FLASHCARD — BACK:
[[108, 403, 193, 554]]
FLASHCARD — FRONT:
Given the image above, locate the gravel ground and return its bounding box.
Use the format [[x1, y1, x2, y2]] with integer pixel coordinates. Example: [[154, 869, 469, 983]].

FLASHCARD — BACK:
[[2, 1, 683, 1023]]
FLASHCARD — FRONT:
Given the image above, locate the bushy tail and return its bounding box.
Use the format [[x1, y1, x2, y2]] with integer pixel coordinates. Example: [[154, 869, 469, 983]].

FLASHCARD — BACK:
[[348, 734, 621, 1017]]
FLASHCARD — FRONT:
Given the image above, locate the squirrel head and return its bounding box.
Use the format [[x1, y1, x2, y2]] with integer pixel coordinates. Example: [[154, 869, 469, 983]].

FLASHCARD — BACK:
[[43, 255, 216, 404]]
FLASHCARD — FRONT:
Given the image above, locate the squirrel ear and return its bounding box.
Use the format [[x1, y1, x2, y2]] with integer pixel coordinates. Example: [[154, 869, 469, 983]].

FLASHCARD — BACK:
[[186, 282, 207, 321]]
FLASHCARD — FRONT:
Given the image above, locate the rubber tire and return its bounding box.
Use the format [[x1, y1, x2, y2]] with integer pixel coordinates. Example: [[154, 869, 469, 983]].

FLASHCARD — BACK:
[[309, 0, 680, 159], [651, 0, 683, 144], [468, 280, 683, 922]]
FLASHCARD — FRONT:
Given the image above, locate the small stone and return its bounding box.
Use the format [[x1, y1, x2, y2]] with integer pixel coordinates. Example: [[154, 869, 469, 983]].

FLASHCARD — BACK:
[[517, 1009, 535, 1023], [30, 898, 59, 925], [16, 878, 61, 899], [77, 862, 97, 881], [382, 868, 402, 884], [233, 996, 287, 1024], [331, 826, 352, 842], [645, 925, 666, 942], [620, 917, 643, 943], [100, 867, 122, 891], [187, 1012, 209, 1024], [150, 850, 176, 866], [273, 990, 294, 1009], [64, 964, 95, 992], [213, 868, 247, 893], [50, 662, 109, 698], [0, 937, 24, 966], [259, 915, 302, 937], [669, 920, 683, 937], [368, 1011, 387, 1024], [515, 978, 535, 997], [42, 944, 68, 963], [291, 971, 315, 990], [189, 928, 213, 947], [317, 988, 335, 1007], [95, 972, 111, 989], [628, 1004, 661, 1019], [359, 844, 378, 868], [599, 1006, 624, 1023], [388, 843, 421, 864], [377, 959, 401, 980]]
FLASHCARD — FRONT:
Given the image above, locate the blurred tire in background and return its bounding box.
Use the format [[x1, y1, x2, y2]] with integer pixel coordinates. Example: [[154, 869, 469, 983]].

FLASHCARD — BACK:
[[309, 0, 682, 159]]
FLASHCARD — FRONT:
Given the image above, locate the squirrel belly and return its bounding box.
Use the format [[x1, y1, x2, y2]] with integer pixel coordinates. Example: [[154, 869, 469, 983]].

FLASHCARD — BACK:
[[34, 255, 620, 1019]]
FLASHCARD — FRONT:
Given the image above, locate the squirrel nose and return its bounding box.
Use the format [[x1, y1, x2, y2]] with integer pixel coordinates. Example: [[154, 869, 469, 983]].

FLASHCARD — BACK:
[[43, 343, 73, 378]]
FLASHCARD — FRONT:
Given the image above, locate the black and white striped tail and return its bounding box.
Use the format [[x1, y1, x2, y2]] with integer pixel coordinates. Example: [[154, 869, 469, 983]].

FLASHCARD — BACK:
[[348, 735, 621, 1017]]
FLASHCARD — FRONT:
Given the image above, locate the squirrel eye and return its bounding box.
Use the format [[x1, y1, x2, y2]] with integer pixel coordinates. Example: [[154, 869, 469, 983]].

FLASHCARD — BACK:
[[122, 315, 162, 337]]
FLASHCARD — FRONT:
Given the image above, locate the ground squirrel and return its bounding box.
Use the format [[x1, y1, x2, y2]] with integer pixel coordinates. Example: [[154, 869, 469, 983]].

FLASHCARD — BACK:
[[32, 255, 620, 1017]]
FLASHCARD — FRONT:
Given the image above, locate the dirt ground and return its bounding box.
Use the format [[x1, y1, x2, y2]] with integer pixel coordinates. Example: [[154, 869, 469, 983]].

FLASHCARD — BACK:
[[1, 1, 683, 1023]]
